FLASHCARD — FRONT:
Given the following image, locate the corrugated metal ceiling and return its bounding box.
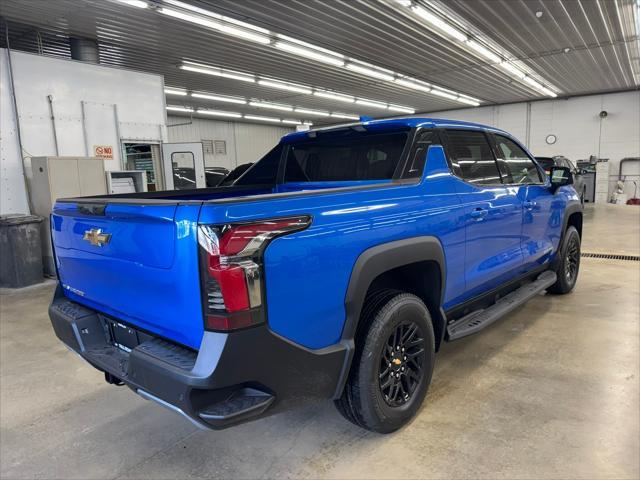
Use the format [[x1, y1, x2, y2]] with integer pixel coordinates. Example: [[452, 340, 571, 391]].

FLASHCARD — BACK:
[[0, 0, 637, 126]]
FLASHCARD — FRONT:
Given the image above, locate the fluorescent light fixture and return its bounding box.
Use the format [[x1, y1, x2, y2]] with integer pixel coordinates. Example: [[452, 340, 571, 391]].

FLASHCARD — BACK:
[[499, 61, 525, 79], [330, 113, 360, 120], [523, 76, 543, 90], [456, 97, 481, 106], [220, 15, 270, 34], [398, 2, 558, 98], [163, 0, 269, 34], [346, 63, 395, 82], [164, 88, 187, 96], [387, 105, 416, 114], [276, 34, 344, 57], [166, 106, 193, 113], [539, 86, 558, 97], [274, 42, 345, 67], [523, 76, 557, 97], [430, 89, 458, 101], [281, 119, 302, 125], [163, 0, 222, 18], [158, 7, 270, 44], [191, 92, 246, 104], [249, 101, 293, 112], [197, 109, 242, 118], [217, 24, 271, 44], [294, 108, 330, 117], [257, 79, 312, 94], [394, 78, 432, 92], [466, 40, 501, 63], [244, 114, 281, 123], [313, 90, 355, 103], [159, 7, 221, 28], [115, 0, 148, 8], [180, 63, 255, 83], [355, 99, 388, 109], [411, 5, 467, 42]]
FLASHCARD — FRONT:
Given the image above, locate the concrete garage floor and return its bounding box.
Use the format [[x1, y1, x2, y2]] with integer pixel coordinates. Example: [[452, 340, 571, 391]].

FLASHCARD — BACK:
[[1, 204, 638, 479]]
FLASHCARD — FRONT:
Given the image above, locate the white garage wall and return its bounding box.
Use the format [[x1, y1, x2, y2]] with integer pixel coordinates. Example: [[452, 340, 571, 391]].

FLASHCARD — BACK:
[[0, 49, 166, 214], [167, 116, 293, 170], [426, 90, 640, 199]]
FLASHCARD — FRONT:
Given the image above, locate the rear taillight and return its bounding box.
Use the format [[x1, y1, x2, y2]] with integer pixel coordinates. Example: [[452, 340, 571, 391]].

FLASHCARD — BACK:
[[198, 216, 311, 331]]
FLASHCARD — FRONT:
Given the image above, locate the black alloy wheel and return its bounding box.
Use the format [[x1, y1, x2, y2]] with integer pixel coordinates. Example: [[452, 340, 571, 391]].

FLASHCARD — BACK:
[[379, 321, 425, 407], [565, 234, 580, 283]]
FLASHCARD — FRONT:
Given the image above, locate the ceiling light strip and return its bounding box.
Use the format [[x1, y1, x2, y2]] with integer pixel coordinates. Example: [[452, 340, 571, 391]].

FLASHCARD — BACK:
[[167, 89, 360, 120], [167, 105, 314, 125], [179, 61, 417, 114], [114, 0, 478, 105], [399, 1, 558, 98]]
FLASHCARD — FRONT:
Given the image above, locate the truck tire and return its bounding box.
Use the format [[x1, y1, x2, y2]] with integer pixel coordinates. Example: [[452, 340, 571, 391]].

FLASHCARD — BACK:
[[548, 225, 581, 294], [334, 291, 435, 433]]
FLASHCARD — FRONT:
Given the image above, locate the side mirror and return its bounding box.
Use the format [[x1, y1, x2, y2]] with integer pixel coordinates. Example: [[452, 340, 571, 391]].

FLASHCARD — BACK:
[[549, 166, 573, 192]]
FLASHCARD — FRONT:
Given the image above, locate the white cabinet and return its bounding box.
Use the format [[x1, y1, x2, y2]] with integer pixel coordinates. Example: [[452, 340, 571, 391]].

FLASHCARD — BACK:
[[594, 160, 610, 203]]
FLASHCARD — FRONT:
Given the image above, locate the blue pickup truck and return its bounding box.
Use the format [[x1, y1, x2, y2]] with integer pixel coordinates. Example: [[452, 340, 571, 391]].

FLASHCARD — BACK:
[[49, 117, 582, 433]]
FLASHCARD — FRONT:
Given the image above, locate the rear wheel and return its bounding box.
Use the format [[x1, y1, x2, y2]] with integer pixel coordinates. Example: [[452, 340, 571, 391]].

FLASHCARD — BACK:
[[548, 225, 581, 294], [334, 291, 435, 433]]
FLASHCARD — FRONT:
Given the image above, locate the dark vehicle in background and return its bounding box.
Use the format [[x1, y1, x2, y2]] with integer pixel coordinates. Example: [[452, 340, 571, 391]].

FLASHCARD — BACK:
[[205, 167, 229, 187], [172, 167, 197, 190], [173, 167, 230, 189], [220, 162, 254, 186], [537, 156, 586, 204]]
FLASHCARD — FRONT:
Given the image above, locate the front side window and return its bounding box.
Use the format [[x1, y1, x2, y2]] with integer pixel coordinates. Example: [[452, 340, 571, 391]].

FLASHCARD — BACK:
[[447, 130, 502, 186], [284, 130, 409, 182], [495, 135, 542, 184]]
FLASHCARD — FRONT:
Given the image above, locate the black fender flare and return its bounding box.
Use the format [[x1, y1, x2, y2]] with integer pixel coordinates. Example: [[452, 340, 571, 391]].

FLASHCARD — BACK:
[[551, 200, 583, 271], [562, 201, 583, 236], [333, 236, 446, 398]]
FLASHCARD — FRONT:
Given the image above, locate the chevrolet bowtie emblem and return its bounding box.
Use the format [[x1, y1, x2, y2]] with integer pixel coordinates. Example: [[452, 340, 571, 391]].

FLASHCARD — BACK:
[[83, 228, 111, 247]]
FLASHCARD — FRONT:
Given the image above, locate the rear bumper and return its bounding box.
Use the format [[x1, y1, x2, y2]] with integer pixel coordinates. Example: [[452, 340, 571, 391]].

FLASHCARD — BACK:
[[48, 285, 347, 429]]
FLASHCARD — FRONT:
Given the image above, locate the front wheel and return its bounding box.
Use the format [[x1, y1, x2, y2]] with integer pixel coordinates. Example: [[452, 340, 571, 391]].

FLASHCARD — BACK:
[[334, 291, 435, 433], [548, 225, 581, 294]]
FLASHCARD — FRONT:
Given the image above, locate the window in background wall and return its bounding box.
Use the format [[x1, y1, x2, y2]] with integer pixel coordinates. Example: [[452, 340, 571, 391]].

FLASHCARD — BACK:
[[214, 140, 227, 155], [202, 139, 214, 155], [123, 143, 162, 191]]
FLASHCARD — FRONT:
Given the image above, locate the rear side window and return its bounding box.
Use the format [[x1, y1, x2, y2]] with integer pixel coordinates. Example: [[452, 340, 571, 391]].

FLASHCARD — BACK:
[[494, 135, 542, 184], [405, 130, 434, 179], [447, 130, 501, 185], [234, 145, 282, 185], [284, 131, 409, 182]]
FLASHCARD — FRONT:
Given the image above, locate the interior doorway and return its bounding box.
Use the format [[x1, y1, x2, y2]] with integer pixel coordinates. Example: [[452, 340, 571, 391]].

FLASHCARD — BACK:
[[122, 143, 163, 191]]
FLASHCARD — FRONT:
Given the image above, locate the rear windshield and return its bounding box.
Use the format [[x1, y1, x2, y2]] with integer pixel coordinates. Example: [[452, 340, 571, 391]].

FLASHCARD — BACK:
[[283, 130, 409, 182]]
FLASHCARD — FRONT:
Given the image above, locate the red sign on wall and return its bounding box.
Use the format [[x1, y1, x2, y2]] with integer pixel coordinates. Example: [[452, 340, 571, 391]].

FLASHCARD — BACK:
[[93, 145, 114, 160]]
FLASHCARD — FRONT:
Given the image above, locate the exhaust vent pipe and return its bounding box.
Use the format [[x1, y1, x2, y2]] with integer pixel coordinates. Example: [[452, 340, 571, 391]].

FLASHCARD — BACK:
[[70, 37, 99, 63]]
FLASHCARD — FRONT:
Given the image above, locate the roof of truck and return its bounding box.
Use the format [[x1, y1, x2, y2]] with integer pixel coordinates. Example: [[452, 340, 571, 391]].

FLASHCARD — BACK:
[[283, 117, 512, 141]]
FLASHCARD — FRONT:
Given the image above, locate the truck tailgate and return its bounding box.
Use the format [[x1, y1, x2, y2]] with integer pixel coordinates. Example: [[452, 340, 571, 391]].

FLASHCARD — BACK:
[[51, 202, 204, 349]]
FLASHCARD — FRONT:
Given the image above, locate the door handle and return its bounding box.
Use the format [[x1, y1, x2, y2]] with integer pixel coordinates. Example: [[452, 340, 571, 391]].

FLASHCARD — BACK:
[[470, 208, 488, 220], [524, 201, 537, 210]]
